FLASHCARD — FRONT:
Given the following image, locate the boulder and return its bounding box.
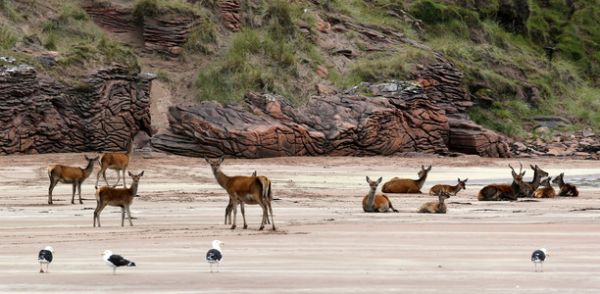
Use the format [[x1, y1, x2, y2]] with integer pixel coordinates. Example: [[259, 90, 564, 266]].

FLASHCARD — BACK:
[[447, 116, 512, 158]]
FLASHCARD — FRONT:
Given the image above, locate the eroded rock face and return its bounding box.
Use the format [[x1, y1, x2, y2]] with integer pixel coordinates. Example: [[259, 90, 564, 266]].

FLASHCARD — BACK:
[[0, 65, 153, 154], [448, 116, 512, 158], [152, 92, 450, 158]]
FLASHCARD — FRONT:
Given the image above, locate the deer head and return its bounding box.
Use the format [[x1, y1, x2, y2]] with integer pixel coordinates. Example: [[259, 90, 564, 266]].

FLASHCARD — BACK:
[[418, 165, 432, 178], [366, 176, 383, 190], [204, 156, 225, 170], [458, 178, 468, 190]]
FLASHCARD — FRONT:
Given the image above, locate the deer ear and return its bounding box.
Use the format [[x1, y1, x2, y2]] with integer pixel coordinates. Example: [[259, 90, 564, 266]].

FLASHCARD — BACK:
[[139, 171, 144, 177], [204, 157, 209, 163], [428, 165, 432, 170], [464, 178, 468, 182], [421, 165, 424, 170], [128, 171, 133, 177], [366, 176, 370, 182], [252, 171, 257, 177], [377, 177, 382, 184]]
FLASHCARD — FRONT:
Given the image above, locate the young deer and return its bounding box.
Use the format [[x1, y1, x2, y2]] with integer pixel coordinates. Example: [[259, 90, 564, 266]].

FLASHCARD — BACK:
[[382, 165, 432, 193], [362, 176, 399, 213], [206, 157, 275, 231], [93, 171, 144, 227], [521, 165, 549, 197], [95, 140, 134, 188], [429, 178, 468, 196], [478, 164, 526, 201], [533, 177, 556, 198], [552, 173, 579, 197], [418, 191, 450, 213], [47, 155, 98, 205]]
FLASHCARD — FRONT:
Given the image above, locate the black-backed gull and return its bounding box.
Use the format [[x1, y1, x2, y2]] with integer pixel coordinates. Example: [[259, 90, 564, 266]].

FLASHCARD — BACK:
[[102, 250, 136, 275], [531, 248, 548, 272], [206, 240, 224, 273], [38, 246, 54, 273]]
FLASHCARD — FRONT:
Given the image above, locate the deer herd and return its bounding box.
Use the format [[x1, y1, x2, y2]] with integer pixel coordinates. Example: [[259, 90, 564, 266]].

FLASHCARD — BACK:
[[45, 141, 580, 230]]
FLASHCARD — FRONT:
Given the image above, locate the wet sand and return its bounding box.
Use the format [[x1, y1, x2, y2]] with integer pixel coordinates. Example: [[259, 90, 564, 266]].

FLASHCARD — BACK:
[[1, 153, 600, 293]]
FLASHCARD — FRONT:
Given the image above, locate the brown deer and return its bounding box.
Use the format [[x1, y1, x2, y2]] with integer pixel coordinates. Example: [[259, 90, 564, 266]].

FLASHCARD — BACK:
[[47, 155, 99, 205], [552, 173, 579, 197], [224, 171, 272, 226], [95, 140, 134, 188], [520, 165, 549, 197], [206, 157, 275, 231], [362, 176, 399, 213], [429, 178, 468, 196], [418, 191, 450, 213], [93, 171, 144, 227], [382, 165, 432, 193], [533, 177, 556, 198], [478, 164, 527, 201]]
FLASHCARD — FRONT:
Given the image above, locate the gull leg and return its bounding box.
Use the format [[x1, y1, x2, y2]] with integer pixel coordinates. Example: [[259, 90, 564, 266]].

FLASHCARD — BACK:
[[210, 263, 213, 273], [39, 263, 44, 273], [113, 267, 116, 275], [541, 262, 544, 272], [217, 262, 220, 273]]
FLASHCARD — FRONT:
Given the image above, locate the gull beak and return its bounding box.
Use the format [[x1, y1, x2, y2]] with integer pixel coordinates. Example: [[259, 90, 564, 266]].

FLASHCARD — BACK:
[[221, 242, 225, 246]]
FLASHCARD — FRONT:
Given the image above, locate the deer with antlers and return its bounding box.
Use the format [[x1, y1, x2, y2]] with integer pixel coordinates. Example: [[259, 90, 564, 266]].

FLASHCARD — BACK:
[[47, 155, 98, 205], [206, 157, 275, 231], [362, 176, 399, 213], [382, 165, 432, 193], [478, 163, 527, 201], [418, 191, 451, 213], [552, 173, 579, 197], [93, 171, 144, 227], [429, 178, 468, 196], [95, 139, 134, 188]]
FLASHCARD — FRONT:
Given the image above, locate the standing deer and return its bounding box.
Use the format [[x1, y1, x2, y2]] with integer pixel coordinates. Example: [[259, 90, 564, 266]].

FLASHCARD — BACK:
[[382, 165, 432, 193], [418, 191, 450, 213], [93, 171, 144, 227], [206, 157, 275, 231], [224, 171, 271, 226], [521, 165, 549, 197], [552, 173, 579, 197], [362, 176, 399, 213], [429, 178, 468, 196], [478, 163, 527, 201], [47, 155, 98, 205], [95, 139, 134, 188], [533, 177, 556, 198]]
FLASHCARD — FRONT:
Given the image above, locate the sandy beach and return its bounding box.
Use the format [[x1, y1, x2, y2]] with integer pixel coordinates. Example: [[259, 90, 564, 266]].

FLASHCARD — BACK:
[[1, 153, 599, 293]]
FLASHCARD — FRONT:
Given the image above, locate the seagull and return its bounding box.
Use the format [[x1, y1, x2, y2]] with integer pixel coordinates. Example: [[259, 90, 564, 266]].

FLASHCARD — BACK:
[[531, 248, 548, 272], [38, 246, 54, 273], [206, 240, 224, 273], [102, 250, 136, 275]]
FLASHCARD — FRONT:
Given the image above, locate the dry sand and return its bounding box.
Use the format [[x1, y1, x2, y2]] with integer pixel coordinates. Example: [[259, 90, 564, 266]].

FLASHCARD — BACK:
[[1, 153, 600, 293]]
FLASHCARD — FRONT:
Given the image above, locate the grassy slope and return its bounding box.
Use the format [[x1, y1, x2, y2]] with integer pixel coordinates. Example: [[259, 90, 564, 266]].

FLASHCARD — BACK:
[[2, 0, 599, 137]]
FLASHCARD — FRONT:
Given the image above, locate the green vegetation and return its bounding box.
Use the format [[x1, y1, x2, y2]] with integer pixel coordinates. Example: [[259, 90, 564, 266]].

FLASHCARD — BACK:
[[133, 0, 202, 23], [194, 0, 321, 105]]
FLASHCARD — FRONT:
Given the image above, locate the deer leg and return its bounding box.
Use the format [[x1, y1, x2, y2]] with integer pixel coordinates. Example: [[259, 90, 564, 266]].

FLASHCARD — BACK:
[[71, 182, 77, 204], [258, 203, 266, 231], [77, 182, 83, 204], [240, 202, 248, 229], [126, 205, 133, 226], [268, 202, 276, 231], [48, 178, 58, 205], [123, 169, 127, 188], [121, 206, 125, 227], [230, 201, 238, 230], [113, 170, 121, 188], [96, 167, 105, 188], [102, 169, 110, 187], [224, 201, 233, 225], [93, 202, 107, 227]]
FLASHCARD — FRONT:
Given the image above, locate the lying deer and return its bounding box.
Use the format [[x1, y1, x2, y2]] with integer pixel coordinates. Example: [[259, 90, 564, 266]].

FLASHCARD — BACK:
[[382, 165, 432, 193], [95, 139, 134, 188], [93, 171, 144, 227], [418, 191, 450, 213], [206, 157, 275, 231], [47, 155, 98, 205], [521, 165, 548, 197], [429, 178, 468, 196], [478, 164, 526, 201], [552, 173, 579, 197], [362, 176, 399, 213], [533, 177, 556, 198]]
